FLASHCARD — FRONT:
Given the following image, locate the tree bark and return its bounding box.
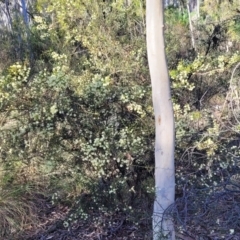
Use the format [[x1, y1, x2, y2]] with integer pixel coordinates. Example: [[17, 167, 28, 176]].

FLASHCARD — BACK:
[[187, 2, 195, 49], [146, 0, 175, 239]]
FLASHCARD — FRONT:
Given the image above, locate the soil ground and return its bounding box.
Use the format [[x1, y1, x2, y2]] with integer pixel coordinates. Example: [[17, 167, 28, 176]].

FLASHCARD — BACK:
[[10, 195, 152, 240]]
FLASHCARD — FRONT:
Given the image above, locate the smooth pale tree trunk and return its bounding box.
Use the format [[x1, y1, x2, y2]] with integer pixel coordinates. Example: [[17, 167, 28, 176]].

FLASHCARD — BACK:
[[187, 3, 195, 49], [146, 0, 175, 239], [20, 0, 29, 28], [197, 0, 200, 18], [0, 1, 12, 31]]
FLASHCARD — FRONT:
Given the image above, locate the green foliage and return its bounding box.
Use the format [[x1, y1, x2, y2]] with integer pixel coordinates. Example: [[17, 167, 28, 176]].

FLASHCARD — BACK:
[[0, 1, 154, 235], [228, 18, 240, 41], [0, 58, 153, 231], [165, 7, 193, 67]]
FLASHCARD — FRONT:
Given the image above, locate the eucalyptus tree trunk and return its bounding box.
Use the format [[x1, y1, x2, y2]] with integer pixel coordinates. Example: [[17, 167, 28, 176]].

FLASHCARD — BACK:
[[20, 0, 29, 28], [187, 2, 195, 49], [146, 0, 175, 239], [0, 0, 13, 31]]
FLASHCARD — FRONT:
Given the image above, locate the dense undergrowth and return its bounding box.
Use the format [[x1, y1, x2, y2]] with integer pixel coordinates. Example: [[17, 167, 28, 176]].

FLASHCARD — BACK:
[[0, 0, 240, 239]]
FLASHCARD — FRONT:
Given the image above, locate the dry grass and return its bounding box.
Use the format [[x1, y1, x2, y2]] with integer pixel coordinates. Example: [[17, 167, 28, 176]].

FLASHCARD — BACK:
[[0, 187, 40, 238]]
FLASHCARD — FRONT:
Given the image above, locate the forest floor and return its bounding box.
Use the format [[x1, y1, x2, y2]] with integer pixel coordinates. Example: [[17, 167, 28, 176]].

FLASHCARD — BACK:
[[10, 194, 152, 240], [5, 189, 240, 239]]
